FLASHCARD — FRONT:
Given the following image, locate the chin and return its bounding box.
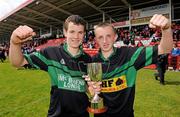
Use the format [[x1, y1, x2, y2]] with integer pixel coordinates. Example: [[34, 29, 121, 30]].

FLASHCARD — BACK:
[[72, 45, 80, 48], [72, 43, 80, 46], [102, 49, 110, 52]]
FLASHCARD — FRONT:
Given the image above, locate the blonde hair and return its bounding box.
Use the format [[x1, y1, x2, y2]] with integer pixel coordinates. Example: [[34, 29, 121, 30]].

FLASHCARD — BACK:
[[94, 22, 116, 34]]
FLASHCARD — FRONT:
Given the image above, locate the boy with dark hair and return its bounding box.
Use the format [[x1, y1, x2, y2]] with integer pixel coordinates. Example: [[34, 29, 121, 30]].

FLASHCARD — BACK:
[[9, 15, 91, 117]]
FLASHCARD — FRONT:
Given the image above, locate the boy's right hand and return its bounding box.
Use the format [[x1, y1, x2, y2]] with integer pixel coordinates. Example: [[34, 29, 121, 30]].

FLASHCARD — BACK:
[[83, 75, 102, 96], [11, 25, 35, 44]]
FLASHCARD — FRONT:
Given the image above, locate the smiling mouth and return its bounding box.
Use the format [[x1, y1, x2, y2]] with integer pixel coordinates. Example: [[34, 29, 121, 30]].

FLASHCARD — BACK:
[[103, 44, 109, 48], [72, 40, 80, 42]]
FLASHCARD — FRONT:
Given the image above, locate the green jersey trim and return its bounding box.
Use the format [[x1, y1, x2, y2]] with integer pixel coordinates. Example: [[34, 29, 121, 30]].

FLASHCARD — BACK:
[[24, 54, 40, 69], [32, 52, 85, 76], [63, 43, 84, 58], [99, 47, 117, 61]]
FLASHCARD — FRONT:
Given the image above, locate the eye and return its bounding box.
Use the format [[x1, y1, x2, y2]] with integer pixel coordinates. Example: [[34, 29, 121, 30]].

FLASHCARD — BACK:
[[97, 36, 103, 40], [107, 35, 111, 39], [79, 31, 84, 35], [69, 30, 75, 33]]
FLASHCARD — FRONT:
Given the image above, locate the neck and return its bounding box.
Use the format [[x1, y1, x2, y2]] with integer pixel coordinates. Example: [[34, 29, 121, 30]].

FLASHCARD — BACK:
[[67, 46, 80, 56], [102, 48, 114, 59]]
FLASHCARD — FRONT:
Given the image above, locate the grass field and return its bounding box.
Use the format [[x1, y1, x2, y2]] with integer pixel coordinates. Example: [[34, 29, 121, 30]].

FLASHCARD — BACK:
[[0, 60, 180, 117]]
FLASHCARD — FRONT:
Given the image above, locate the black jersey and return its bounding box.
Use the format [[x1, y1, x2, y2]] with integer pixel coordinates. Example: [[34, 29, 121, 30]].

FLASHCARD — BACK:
[[93, 46, 158, 117], [24, 43, 91, 117]]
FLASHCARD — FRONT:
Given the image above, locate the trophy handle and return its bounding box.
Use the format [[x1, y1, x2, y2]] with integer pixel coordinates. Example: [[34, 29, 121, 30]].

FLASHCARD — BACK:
[[78, 61, 87, 75]]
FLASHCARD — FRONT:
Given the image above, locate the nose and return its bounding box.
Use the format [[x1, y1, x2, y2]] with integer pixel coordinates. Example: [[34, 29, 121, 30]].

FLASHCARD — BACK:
[[103, 37, 107, 43], [74, 33, 79, 38]]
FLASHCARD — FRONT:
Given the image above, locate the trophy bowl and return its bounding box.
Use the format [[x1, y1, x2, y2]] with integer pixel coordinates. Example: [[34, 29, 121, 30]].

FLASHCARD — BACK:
[[87, 62, 107, 114]]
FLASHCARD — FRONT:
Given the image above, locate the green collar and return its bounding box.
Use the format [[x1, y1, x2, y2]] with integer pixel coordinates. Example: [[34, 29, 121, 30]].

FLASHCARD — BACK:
[[99, 47, 117, 61], [63, 43, 83, 58]]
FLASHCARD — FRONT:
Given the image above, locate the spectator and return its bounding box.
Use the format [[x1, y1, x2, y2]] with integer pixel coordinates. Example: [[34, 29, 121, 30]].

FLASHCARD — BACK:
[[171, 43, 180, 56], [154, 54, 168, 85]]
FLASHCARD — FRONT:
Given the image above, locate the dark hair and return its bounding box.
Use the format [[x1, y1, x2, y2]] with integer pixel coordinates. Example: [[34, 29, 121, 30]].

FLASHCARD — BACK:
[[63, 15, 86, 31], [94, 22, 116, 34]]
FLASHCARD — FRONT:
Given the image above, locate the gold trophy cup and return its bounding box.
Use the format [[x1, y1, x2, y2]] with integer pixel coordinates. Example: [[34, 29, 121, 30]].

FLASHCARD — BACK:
[[87, 62, 107, 114]]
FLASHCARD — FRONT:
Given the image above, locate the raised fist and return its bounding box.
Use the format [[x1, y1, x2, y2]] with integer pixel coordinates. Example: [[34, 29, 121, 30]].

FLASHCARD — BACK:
[[11, 25, 35, 44], [149, 14, 171, 30]]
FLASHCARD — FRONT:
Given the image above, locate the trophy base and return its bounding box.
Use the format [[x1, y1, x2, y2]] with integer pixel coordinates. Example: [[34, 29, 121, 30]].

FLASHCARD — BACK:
[[87, 96, 107, 114], [87, 106, 107, 114]]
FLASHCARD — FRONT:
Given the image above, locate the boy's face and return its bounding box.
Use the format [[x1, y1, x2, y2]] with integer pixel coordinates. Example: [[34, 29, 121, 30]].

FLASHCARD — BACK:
[[64, 22, 85, 50], [95, 26, 116, 53]]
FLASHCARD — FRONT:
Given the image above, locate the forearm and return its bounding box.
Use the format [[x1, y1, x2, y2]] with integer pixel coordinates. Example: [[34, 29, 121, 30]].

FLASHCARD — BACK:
[[158, 28, 173, 55], [9, 40, 26, 68]]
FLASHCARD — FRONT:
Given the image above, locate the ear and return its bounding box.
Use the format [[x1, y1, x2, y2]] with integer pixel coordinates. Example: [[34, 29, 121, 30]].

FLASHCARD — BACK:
[[94, 37, 98, 42], [63, 29, 67, 37], [114, 34, 118, 42], [94, 37, 96, 40]]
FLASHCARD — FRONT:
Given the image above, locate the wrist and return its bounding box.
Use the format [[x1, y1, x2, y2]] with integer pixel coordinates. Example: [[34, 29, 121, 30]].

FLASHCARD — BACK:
[[162, 23, 171, 31], [10, 35, 22, 45], [10, 39, 21, 46], [162, 27, 171, 32]]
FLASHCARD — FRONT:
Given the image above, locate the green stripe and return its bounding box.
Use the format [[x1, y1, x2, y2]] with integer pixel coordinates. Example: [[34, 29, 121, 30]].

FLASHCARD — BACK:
[[48, 67, 58, 86], [145, 46, 153, 66], [24, 54, 40, 69], [33, 52, 85, 76], [103, 62, 128, 78], [103, 47, 143, 79], [129, 47, 143, 65], [126, 66, 136, 87]]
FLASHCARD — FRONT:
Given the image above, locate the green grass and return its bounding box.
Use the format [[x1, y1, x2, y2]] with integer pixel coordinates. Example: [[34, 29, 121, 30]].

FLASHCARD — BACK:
[[135, 69, 180, 117], [0, 61, 180, 117], [0, 61, 50, 117]]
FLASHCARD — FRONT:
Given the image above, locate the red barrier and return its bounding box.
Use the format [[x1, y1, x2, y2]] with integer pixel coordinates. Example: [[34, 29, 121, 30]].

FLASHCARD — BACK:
[[168, 55, 180, 70], [36, 38, 65, 51], [83, 48, 99, 57]]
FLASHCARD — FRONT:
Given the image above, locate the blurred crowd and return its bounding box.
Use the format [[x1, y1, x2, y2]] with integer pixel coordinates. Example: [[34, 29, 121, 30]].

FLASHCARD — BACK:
[[1, 22, 180, 71]]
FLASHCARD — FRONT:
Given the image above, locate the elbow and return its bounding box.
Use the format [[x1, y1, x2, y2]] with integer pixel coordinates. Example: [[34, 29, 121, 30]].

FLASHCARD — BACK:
[[167, 39, 173, 53], [168, 44, 173, 53], [158, 44, 173, 55], [10, 61, 22, 68], [165, 44, 173, 54], [166, 48, 173, 54], [9, 58, 24, 68]]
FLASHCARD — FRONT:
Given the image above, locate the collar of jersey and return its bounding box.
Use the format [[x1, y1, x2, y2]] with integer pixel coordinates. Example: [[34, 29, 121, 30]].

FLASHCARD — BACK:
[[63, 43, 84, 58], [99, 47, 117, 61]]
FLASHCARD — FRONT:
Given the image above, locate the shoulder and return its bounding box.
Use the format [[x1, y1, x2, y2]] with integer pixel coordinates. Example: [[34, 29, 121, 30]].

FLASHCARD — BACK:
[[42, 45, 62, 52], [116, 46, 140, 54]]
